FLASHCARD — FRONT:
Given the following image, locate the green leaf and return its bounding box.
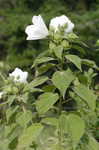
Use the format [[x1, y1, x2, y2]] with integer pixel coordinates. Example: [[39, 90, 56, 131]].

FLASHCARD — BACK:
[[29, 76, 49, 87], [8, 125, 21, 143], [6, 106, 19, 123], [74, 84, 97, 111], [32, 57, 55, 68], [18, 123, 43, 149], [53, 45, 63, 59], [59, 114, 68, 134], [42, 85, 55, 92], [36, 92, 59, 115], [66, 54, 82, 71], [36, 63, 55, 75], [8, 95, 16, 106], [82, 59, 98, 70], [67, 114, 85, 149], [16, 111, 33, 127], [23, 76, 48, 92], [52, 69, 75, 97], [4, 123, 16, 138], [88, 135, 99, 150], [72, 45, 86, 55], [23, 87, 42, 93], [0, 124, 21, 150], [42, 117, 58, 126], [67, 33, 79, 40], [31, 88, 43, 92]]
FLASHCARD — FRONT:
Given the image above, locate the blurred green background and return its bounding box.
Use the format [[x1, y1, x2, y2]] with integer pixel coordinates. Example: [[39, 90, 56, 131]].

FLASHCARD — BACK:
[[0, 0, 99, 70]]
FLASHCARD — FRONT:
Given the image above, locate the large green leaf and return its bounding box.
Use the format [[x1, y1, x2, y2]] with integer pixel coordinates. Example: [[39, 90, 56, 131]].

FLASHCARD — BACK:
[[30, 76, 49, 87], [53, 45, 63, 59], [67, 114, 85, 149], [42, 85, 55, 92], [8, 95, 16, 106], [59, 114, 68, 134], [66, 54, 82, 71], [36, 92, 59, 115], [17, 123, 43, 149], [36, 63, 55, 75], [23, 76, 48, 92], [82, 59, 98, 69], [6, 106, 19, 123], [32, 57, 55, 68], [16, 110, 33, 127], [88, 135, 99, 150], [52, 69, 75, 97], [72, 44, 86, 55], [74, 84, 97, 111]]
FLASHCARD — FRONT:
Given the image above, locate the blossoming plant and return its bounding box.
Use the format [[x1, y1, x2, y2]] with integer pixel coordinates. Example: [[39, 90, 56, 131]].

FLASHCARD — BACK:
[[0, 15, 99, 150]]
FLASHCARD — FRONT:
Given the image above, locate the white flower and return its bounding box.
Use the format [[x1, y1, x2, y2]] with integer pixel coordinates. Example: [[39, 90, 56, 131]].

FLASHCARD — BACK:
[[25, 15, 49, 40], [9, 68, 28, 83], [50, 15, 74, 33], [0, 92, 3, 99]]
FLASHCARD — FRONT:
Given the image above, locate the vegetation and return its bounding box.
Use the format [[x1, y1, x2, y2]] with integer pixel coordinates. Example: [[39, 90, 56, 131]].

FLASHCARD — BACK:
[[0, 15, 99, 149], [0, 1, 99, 149], [0, 0, 99, 68]]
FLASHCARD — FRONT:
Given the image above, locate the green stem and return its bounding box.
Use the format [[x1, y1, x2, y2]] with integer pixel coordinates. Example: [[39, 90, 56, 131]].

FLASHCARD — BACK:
[[58, 96, 62, 115], [58, 96, 63, 150], [0, 73, 6, 82]]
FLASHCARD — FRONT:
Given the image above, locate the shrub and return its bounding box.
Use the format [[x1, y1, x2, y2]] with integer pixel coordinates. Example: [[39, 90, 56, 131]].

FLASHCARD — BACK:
[[0, 15, 99, 150]]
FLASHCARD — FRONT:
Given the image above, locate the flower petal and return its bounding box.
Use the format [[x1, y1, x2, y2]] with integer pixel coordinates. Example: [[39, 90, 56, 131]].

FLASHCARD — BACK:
[[25, 15, 48, 40], [65, 21, 74, 33], [0, 92, 4, 99], [9, 68, 28, 83], [25, 24, 48, 40], [32, 15, 48, 33], [50, 15, 74, 33]]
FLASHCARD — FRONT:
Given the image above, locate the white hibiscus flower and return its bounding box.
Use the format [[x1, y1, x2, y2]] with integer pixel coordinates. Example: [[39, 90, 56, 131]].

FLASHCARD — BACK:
[[50, 15, 74, 33], [9, 68, 28, 83], [25, 15, 49, 40]]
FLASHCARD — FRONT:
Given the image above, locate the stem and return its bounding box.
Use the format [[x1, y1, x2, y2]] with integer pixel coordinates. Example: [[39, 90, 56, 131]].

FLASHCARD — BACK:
[[58, 96, 62, 115], [58, 96, 63, 150], [0, 73, 6, 82], [22, 104, 26, 112], [58, 131, 63, 150]]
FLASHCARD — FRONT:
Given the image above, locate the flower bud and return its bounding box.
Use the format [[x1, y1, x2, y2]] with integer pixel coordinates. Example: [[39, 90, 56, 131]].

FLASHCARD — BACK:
[[54, 32, 62, 41], [12, 87, 19, 94]]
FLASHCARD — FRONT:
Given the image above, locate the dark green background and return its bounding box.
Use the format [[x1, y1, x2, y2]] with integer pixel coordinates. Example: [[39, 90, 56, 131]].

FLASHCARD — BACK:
[[0, 0, 99, 69]]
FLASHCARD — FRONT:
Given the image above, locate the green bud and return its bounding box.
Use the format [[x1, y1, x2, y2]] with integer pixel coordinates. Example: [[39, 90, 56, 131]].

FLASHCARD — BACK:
[[54, 32, 62, 41], [58, 23, 67, 33], [12, 87, 19, 94]]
